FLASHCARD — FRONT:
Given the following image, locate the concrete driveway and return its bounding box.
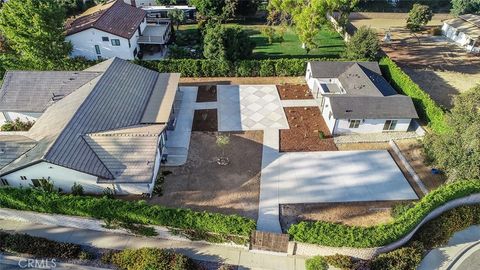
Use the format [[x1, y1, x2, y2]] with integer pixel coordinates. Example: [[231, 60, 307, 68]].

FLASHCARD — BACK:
[[258, 146, 418, 232]]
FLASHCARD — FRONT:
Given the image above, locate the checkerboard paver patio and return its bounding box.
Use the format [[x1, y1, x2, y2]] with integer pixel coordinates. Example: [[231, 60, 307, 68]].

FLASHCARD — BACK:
[[217, 85, 289, 131]]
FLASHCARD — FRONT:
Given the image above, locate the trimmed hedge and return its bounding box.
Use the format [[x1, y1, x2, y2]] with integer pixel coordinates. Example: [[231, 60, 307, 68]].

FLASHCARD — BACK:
[[135, 58, 339, 77], [0, 188, 256, 241], [105, 248, 196, 270], [379, 57, 448, 133], [0, 231, 82, 259], [288, 180, 480, 247]]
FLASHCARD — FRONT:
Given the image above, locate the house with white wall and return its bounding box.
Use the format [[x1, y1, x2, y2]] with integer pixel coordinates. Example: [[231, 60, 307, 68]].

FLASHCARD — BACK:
[[66, 0, 171, 60], [306, 61, 418, 135], [0, 58, 180, 195], [442, 14, 480, 53]]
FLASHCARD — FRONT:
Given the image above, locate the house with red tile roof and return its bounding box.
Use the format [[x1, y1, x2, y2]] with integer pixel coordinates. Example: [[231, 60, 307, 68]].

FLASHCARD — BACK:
[[65, 0, 171, 60]]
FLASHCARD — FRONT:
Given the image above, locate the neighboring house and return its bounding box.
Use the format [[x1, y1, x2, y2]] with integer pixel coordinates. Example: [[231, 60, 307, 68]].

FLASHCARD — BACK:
[[442, 14, 480, 53], [122, 0, 196, 22], [0, 58, 180, 195], [306, 61, 418, 135], [66, 0, 171, 60]]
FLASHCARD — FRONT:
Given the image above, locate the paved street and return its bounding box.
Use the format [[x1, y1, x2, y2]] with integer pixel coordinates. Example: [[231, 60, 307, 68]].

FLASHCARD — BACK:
[[418, 225, 480, 270]]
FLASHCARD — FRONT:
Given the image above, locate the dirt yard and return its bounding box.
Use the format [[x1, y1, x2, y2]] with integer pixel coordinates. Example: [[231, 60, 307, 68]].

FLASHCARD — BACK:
[[196, 85, 217, 102], [401, 67, 480, 109], [280, 107, 337, 152], [150, 131, 262, 220], [192, 109, 218, 131], [395, 139, 446, 191], [349, 12, 480, 108], [280, 201, 411, 229], [276, 84, 313, 100]]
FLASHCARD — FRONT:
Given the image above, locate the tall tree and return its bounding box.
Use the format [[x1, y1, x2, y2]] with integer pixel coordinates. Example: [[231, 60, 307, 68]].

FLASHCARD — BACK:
[[0, 0, 72, 69], [406, 3, 433, 32], [342, 26, 379, 60], [202, 21, 255, 61], [451, 0, 480, 15], [188, 0, 237, 20], [327, 0, 359, 32], [168, 9, 186, 30], [268, 0, 329, 53], [202, 21, 226, 60], [424, 87, 480, 182]]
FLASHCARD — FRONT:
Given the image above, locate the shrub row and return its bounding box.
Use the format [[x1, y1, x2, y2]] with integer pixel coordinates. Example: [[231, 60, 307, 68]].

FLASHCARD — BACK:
[[379, 57, 448, 134], [305, 204, 480, 270], [135, 58, 340, 77], [0, 188, 256, 243], [103, 248, 196, 270], [0, 231, 82, 259], [288, 180, 480, 247]]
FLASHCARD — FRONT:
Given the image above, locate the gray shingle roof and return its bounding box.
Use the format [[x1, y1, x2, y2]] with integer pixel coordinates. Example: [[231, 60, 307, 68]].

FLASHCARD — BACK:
[[329, 95, 419, 119], [0, 71, 102, 112], [0, 58, 180, 184], [309, 61, 418, 119], [337, 63, 398, 96], [309, 61, 381, 78]]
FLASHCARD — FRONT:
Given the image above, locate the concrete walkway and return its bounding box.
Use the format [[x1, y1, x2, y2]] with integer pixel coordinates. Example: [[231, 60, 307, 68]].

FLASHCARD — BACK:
[[0, 219, 307, 270], [165, 87, 197, 166], [418, 225, 480, 270]]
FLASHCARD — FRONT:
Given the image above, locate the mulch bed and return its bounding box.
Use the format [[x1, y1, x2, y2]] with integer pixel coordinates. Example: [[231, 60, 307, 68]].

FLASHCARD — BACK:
[[280, 107, 337, 152], [196, 85, 217, 102], [276, 84, 313, 100], [192, 109, 218, 131]]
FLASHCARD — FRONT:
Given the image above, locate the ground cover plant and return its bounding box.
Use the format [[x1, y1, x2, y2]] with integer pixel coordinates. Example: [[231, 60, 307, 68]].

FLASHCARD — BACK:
[[288, 180, 480, 247], [103, 248, 196, 270], [305, 203, 480, 269], [0, 187, 255, 244], [0, 231, 82, 259]]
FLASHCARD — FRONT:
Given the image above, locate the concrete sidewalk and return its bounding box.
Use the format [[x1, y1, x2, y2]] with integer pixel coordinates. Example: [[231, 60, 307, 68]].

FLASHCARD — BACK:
[[0, 219, 307, 270]]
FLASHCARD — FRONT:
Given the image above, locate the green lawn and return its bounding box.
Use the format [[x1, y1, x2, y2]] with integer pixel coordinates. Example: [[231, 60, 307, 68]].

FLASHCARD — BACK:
[[177, 23, 345, 59]]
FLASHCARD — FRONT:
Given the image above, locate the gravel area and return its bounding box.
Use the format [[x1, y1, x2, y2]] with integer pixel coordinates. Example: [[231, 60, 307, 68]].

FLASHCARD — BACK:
[[334, 131, 420, 144]]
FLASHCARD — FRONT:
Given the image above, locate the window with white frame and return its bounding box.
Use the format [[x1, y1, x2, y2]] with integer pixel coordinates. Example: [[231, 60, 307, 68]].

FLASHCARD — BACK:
[[111, 39, 121, 46], [383, 120, 398, 131], [349, 119, 361, 128]]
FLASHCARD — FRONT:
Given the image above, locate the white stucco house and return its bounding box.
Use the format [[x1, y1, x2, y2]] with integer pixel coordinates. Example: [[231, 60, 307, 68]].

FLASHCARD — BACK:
[[306, 61, 418, 135], [0, 58, 180, 195], [66, 0, 171, 60], [442, 14, 480, 53]]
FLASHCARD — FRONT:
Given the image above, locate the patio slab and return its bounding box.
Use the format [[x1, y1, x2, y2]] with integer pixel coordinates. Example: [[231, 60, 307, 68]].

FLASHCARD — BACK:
[[217, 85, 289, 131]]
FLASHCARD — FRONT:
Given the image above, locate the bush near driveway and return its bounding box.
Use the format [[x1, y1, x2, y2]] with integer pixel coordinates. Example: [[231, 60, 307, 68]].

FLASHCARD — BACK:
[[0, 188, 256, 244], [305, 256, 328, 270], [0, 231, 82, 259], [288, 180, 480, 247], [379, 57, 448, 134]]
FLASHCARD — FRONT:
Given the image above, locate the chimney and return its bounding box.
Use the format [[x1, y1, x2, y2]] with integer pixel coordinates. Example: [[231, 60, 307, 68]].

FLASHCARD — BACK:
[[131, 0, 137, 7]]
